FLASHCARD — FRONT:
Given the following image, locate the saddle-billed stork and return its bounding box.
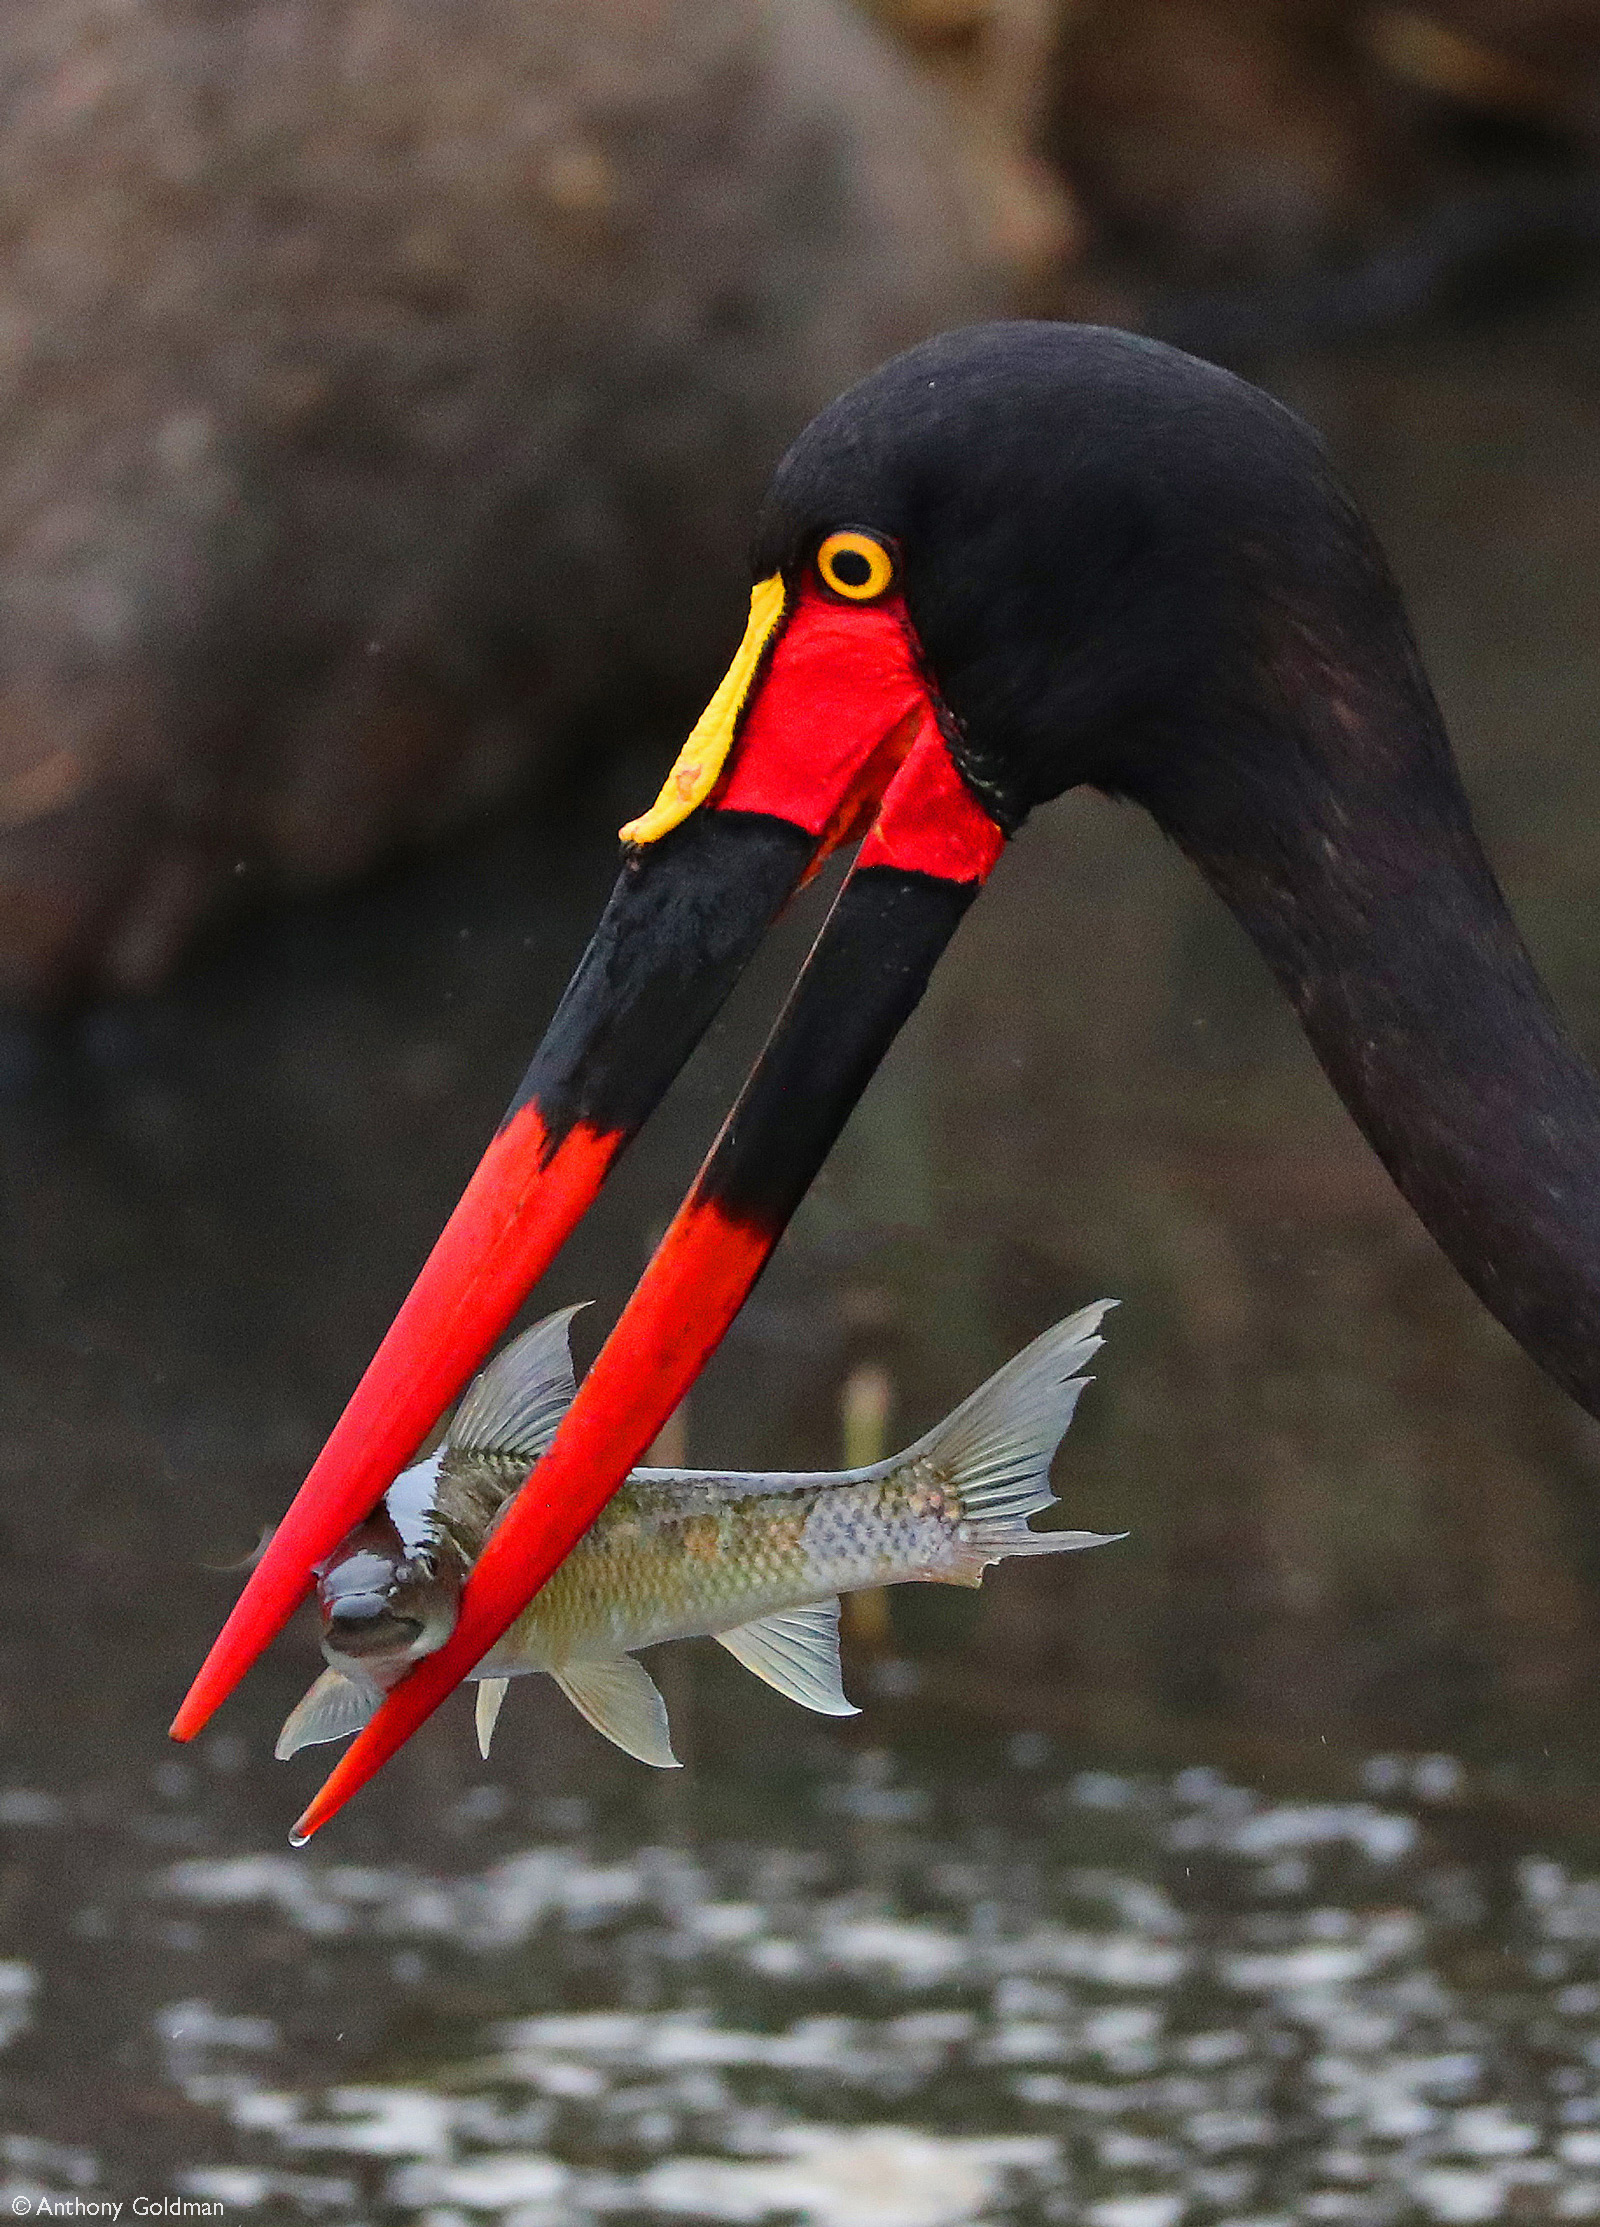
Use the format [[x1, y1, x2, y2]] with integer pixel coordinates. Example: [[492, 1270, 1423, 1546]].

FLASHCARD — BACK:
[[170, 323, 1600, 1838]]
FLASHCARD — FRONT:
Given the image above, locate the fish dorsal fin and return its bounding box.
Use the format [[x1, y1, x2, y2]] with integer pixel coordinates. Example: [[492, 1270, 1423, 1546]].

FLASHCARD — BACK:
[[475, 1677, 509, 1759], [447, 1304, 589, 1461], [715, 1600, 859, 1718], [553, 1656, 680, 1768], [275, 1668, 380, 1760]]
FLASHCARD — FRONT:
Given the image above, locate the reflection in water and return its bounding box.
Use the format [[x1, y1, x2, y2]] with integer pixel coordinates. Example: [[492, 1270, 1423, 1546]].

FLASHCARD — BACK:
[[10, 297, 1600, 2205]]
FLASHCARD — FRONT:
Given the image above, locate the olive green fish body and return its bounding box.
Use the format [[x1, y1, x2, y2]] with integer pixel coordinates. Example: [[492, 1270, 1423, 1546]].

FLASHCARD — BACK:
[[484, 1457, 977, 1673], [278, 1301, 1120, 1767]]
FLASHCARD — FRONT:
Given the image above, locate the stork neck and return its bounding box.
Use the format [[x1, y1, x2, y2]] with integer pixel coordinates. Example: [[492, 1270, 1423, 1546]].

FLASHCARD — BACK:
[[1172, 740, 1600, 1424]]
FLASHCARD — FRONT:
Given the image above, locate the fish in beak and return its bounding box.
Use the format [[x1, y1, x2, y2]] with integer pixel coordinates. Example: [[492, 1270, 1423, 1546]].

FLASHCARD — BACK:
[[172, 528, 1007, 1821]]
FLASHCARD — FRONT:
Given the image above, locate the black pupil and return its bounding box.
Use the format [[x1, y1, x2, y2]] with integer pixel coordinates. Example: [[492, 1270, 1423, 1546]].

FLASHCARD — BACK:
[[830, 547, 874, 588]]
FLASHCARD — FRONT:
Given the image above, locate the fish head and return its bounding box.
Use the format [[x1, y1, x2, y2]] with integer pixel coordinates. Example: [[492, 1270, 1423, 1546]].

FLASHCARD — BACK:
[[314, 1508, 460, 1688]]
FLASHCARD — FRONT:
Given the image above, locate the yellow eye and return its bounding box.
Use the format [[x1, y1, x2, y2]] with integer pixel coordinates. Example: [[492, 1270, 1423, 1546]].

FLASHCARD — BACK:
[[817, 529, 896, 602]]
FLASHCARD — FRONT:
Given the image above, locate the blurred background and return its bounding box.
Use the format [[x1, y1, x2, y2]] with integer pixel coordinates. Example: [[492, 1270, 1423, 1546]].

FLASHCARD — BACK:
[[10, 0, 1600, 2218]]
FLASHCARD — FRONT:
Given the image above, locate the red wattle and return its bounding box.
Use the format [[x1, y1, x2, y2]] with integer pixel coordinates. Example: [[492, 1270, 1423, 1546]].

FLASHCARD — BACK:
[[856, 721, 1007, 883]]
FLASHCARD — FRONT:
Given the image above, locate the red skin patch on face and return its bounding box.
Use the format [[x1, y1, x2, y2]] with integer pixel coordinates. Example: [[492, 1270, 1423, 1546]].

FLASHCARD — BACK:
[[715, 579, 1003, 887], [714, 583, 927, 833]]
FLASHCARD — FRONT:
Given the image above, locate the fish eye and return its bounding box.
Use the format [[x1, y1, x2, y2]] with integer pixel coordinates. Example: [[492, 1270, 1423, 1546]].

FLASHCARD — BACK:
[[816, 529, 896, 603]]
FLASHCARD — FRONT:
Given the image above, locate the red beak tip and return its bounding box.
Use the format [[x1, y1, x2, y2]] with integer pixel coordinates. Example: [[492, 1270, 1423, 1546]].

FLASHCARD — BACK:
[[290, 1785, 339, 1843], [168, 1690, 214, 1743]]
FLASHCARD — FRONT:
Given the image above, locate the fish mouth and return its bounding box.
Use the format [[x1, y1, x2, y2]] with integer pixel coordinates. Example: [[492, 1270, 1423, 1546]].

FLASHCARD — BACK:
[[172, 566, 1008, 1838], [323, 1605, 426, 1662]]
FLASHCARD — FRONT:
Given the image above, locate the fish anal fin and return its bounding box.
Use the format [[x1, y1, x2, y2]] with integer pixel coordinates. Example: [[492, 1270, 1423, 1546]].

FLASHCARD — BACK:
[[276, 1668, 379, 1760], [475, 1677, 509, 1760], [553, 1656, 680, 1768], [446, 1303, 588, 1462], [715, 1599, 859, 1718]]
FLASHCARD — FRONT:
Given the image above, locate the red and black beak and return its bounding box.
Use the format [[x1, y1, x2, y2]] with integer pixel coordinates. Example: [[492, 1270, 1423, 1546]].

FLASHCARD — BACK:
[[170, 559, 1005, 1833]]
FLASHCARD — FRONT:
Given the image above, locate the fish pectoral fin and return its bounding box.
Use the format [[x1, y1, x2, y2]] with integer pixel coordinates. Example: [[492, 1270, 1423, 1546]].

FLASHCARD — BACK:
[[715, 1599, 859, 1718], [202, 1521, 277, 1575], [553, 1656, 680, 1768], [275, 1668, 380, 1760], [475, 1677, 510, 1760], [446, 1303, 588, 1462]]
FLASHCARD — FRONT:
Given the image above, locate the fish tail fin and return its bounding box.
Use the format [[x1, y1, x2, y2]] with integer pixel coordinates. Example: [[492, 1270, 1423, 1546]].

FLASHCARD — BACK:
[[896, 1302, 1125, 1580]]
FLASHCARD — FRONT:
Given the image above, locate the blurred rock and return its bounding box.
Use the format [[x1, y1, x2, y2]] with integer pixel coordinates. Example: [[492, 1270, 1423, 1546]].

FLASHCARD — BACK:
[[858, 0, 1086, 284], [1044, 1, 1425, 285], [0, 0, 1006, 1006], [1417, 2, 1600, 99], [1036, 2, 1600, 334]]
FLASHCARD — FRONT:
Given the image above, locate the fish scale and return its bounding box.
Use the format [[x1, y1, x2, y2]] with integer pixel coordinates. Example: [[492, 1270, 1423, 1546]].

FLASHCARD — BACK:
[[496, 1464, 962, 1672]]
